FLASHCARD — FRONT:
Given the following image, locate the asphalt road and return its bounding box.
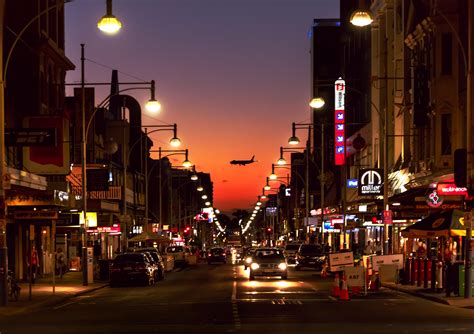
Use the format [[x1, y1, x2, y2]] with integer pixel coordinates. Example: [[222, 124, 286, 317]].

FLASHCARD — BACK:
[[2, 262, 474, 334]]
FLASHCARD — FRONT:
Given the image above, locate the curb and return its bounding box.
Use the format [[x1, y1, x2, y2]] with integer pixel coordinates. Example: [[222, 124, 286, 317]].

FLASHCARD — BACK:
[[382, 284, 450, 305], [0, 283, 109, 317]]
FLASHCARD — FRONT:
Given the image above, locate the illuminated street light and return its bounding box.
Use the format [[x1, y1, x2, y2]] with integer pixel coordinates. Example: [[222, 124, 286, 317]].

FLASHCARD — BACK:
[[182, 150, 193, 168], [205, 201, 211, 206], [197, 186, 204, 192], [201, 195, 208, 200], [350, 9, 373, 27], [309, 97, 325, 109], [269, 172, 277, 181], [191, 173, 199, 181], [144, 80, 162, 113], [97, 0, 123, 34]]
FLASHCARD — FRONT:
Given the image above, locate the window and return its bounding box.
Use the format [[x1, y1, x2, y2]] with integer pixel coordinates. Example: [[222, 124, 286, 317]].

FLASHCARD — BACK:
[[441, 113, 452, 155], [441, 33, 452, 75]]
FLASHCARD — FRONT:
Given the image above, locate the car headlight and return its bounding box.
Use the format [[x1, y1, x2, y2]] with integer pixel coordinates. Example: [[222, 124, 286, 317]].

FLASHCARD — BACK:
[[250, 263, 260, 270], [245, 257, 252, 264], [278, 263, 287, 270]]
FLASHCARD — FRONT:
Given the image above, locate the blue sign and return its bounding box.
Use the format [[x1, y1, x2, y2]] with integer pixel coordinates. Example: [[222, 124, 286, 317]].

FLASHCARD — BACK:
[[347, 179, 358, 188]]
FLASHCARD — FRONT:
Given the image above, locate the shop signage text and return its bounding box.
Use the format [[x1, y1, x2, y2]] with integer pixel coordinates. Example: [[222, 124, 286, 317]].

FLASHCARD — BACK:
[[334, 78, 346, 166], [14, 211, 58, 219], [358, 169, 384, 195], [436, 183, 468, 196]]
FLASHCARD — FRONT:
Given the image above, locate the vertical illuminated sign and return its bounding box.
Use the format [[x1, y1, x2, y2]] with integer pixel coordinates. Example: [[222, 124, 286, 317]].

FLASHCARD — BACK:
[[334, 77, 345, 165]]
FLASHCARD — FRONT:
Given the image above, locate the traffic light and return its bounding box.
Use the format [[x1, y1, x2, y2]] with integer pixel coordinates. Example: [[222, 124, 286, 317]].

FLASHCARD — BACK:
[[183, 226, 191, 237], [265, 227, 272, 234], [454, 148, 467, 187]]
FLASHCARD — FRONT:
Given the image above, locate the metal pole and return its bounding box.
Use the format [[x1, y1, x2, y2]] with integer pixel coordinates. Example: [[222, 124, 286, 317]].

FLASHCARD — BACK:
[[81, 44, 88, 286], [305, 127, 310, 237], [465, 0, 473, 299], [0, 0, 8, 307], [383, 98, 389, 255], [122, 121, 127, 251], [321, 123, 325, 245], [159, 148, 163, 231], [145, 128, 149, 232]]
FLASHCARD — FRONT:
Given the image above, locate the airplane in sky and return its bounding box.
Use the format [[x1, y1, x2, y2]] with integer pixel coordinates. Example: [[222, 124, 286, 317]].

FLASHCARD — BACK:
[[230, 156, 256, 166]]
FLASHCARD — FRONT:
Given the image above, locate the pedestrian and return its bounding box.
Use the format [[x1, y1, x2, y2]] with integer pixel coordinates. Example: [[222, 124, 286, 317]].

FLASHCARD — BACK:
[[56, 248, 66, 278], [374, 241, 382, 255], [28, 245, 39, 284], [364, 241, 374, 255]]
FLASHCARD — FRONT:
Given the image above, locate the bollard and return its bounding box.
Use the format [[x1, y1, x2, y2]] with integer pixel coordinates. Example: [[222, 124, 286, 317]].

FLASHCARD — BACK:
[[404, 257, 411, 284], [431, 259, 437, 291], [437, 261, 444, 292], [418, 258, 424, 287], [411, 257, 417, 285], [424, 258, 429, 289]]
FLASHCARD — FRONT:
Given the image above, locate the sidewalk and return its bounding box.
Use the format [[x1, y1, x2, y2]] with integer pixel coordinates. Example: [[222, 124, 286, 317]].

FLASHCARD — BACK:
[[383, 282, 474, 308], [0, 271, 108, 317]]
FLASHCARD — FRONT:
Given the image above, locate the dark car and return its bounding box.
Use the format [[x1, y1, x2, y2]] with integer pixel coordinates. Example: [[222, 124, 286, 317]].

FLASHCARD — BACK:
[[295, 244, 326, 271], [249, 248, 287, 280], [110, 253, 156, 287], [134, 248, 165, 281], [208, 247, 227, 264]]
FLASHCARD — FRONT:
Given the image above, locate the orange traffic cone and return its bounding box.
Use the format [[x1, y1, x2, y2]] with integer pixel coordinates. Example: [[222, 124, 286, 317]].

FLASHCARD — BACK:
[[321, 261, 328, 278], [339, 274, 350, 301], [331, 273, 340, 297]]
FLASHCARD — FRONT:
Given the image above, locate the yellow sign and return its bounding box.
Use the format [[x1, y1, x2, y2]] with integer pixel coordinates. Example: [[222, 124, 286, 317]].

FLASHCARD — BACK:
[[79, 212, 98, 228]]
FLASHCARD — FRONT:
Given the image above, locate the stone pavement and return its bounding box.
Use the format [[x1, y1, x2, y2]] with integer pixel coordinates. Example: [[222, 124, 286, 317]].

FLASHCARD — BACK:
[[383, 282, 474, 308], [0, 271, 108, 317]]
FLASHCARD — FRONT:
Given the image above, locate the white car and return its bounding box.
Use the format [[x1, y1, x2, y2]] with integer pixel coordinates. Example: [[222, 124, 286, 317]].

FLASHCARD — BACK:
[[165, 246, 186, 265], [283, 243, 301, 265]]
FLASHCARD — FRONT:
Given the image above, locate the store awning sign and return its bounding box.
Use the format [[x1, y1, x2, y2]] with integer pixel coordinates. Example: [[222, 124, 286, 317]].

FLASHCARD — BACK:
[[358, 168, 384, 195], [436, 183, 468, 196]]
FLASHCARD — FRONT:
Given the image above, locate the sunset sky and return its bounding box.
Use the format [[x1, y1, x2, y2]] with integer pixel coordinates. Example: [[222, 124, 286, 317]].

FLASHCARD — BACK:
[[65, 0, 339, 213]]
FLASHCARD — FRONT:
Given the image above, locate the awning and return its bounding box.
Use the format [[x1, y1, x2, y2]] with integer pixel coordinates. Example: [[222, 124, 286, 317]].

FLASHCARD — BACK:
[[128, 231, 171, 243], [401, 209, 467, 238]]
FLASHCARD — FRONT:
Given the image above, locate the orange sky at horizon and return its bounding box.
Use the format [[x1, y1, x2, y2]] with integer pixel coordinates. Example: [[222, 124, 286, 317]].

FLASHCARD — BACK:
[[65, 0, 339, 213]]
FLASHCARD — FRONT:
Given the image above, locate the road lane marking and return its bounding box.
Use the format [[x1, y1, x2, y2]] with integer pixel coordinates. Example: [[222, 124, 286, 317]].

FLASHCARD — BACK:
[[232, 272, 241, 329], [53, 301, 76, 310]]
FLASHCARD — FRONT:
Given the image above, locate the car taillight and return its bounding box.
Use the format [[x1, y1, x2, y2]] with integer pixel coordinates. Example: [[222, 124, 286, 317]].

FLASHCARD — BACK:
[[221, 252, 225, 256]]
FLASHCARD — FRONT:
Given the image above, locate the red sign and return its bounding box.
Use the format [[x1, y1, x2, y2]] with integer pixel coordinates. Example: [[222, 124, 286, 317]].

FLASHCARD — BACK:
[[87, 225, 121, 233], [334, 78, 345, 165], [436, 184, 468, 196], [383, 210, 393, 225]]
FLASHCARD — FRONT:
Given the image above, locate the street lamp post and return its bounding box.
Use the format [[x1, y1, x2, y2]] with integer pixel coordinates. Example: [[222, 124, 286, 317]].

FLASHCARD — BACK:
[[288, 124, 313, 239], [122, 125, 180, 238], [150, 148, 192, 233], [79, 44, 161, 285]]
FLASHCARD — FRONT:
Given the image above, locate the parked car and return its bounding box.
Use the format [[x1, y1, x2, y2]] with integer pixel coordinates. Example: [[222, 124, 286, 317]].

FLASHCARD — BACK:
[[133, 248, 165, 281], [283, 243, 301, 265], [295, 244, 326, 271], [110, 253, 156, 287], [207, 247, 227, 264], [249, 248, 287, 280], [166, 245, 186, 266]]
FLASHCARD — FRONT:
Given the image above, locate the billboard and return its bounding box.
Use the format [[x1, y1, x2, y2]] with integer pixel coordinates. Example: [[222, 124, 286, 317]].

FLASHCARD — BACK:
[[23, 117, 70, 175]]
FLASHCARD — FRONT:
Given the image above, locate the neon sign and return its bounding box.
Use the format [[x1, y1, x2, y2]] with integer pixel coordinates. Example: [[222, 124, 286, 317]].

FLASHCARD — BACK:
[[334, 77, 345, 165], [436, 183, 468, 196]]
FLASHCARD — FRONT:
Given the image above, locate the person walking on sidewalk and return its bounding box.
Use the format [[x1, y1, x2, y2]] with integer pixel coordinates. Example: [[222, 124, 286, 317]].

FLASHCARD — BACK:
[[28, 245, 39, 284], [56, 248, 66, 278]]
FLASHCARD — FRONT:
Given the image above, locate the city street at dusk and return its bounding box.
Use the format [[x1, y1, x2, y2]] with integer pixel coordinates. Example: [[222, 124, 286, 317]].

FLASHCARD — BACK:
[[1, 1, 474, 333]]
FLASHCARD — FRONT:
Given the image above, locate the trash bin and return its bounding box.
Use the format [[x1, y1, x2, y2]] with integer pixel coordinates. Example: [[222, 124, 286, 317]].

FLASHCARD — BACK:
[[98, 259, 112, 281]]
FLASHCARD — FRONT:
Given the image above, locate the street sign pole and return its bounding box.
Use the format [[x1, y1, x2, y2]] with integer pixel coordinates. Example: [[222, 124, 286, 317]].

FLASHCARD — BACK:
[[465, 211, 473, 298]]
